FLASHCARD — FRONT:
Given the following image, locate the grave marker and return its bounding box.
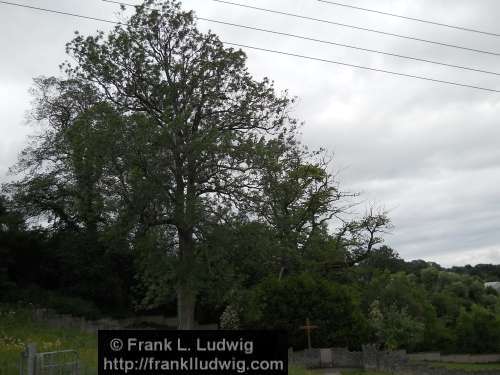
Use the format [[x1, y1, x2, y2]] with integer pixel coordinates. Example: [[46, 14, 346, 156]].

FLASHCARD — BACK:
[[299, 318, 318, 350]]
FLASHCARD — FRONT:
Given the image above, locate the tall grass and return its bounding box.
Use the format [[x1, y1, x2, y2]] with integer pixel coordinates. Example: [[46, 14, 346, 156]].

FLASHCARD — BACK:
[[0, 305, 97, 375]]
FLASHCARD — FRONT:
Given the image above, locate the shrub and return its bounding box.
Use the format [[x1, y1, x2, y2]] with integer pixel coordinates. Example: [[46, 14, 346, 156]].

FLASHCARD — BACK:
[[245, 273, 368, 349]]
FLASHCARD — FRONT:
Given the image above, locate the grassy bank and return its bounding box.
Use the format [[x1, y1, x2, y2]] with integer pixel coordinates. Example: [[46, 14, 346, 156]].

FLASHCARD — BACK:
[[340, 370, 390, 375], [0, 305, 97, 374], [0, 306, 317, 375], [289, 365, 315, 375]]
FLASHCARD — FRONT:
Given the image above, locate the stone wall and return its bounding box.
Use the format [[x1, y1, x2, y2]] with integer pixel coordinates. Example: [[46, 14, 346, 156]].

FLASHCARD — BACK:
[[409, 352, 500, 364], [361, 344, 379, 370], [289, 346, 402, 370], [381, 363, 500, 375], [375, 349, 409, 373], [289, 347, 363, 369], [289, 345, 500, 374], [289, 349, 321, 368], [408, 352, 441, 362], [31, 308, 218, 332], [331, 347, 363, 368], [376, 351, 500, 375]]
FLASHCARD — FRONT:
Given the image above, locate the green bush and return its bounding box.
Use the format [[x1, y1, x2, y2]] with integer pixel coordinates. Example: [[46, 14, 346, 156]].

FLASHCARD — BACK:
[[4, 286, 103, 320], [45, 293, 102, 320], [455, 304, 500, 353], [245, 273, 368, 349]]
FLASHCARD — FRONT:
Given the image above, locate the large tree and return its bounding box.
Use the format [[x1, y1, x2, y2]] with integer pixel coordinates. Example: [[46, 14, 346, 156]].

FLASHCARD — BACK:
[[10, 0, 299, 328], [5, 0, 391, 328]]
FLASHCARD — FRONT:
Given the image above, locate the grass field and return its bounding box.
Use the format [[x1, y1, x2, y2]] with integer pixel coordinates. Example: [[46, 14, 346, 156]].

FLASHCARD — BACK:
[[288, 365, 315, 375], [5, 304, 498, 375], [0, 305, 312, 375], [0, 305, 98, 375], [341, 372, 388, 375]]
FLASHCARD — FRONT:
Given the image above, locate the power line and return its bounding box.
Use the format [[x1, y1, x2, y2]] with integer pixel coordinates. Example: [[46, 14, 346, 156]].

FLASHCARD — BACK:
[[197, 18, 500, 77], [1, 0, 499, 93], [209, 0, 500, 57], [105, 0, 500, 76], [317, 0, 500, 38], [221, 42, 500, 93], [0, 0, 123, 25]]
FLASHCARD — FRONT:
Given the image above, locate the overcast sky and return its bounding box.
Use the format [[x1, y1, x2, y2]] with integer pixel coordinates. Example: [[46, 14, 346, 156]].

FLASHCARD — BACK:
[[1, 0, 500, 266]]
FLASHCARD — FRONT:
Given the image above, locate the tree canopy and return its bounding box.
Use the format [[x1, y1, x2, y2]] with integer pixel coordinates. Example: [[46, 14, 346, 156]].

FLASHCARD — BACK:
[[3, 0, 394, 332]]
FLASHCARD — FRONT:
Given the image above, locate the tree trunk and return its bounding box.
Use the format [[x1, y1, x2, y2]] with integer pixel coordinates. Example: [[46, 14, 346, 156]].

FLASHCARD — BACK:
[[176, 227, 197, 330], [177, 284, 196, 330], [278, 266, 285, 281]]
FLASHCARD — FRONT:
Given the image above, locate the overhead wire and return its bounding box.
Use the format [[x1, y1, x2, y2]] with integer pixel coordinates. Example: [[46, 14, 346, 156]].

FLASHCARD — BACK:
[[102, 0, 500, 77], [222, 42, 500, 93], [197, 18, 500, 77], [317, 0, 500, 38], [0, 0, 499, 93], [208, 0, 500, 57], [0, 0, 123, 25]]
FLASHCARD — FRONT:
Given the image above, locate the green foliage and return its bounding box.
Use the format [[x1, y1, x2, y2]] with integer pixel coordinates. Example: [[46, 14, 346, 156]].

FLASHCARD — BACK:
[[362, 270, 462, 352], [335, 207, 393, 267], [2, 287, 102, 320], [455, 304, 500, 353], [2, 0, 396, 330], [44, 295, 101, 320], [247, 273, 368, 349], [10, 0, 310, 328], [0, 195, 133, 317], [369, 300, 425, 351], [2, 0, 500, 351], [248, 136, 344, 275], [360, 246, 404, 273], [451, 264, 500, 283], [0, 195, 45, 294], [132, 228, 177, 311]]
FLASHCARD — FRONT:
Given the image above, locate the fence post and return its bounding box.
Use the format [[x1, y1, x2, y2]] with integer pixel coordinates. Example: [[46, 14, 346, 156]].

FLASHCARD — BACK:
[[26, 344, 37, 375]]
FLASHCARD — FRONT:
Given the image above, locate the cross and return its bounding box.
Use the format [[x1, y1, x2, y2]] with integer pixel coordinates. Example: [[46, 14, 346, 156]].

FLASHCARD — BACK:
[[299, 318, 318, 350]]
